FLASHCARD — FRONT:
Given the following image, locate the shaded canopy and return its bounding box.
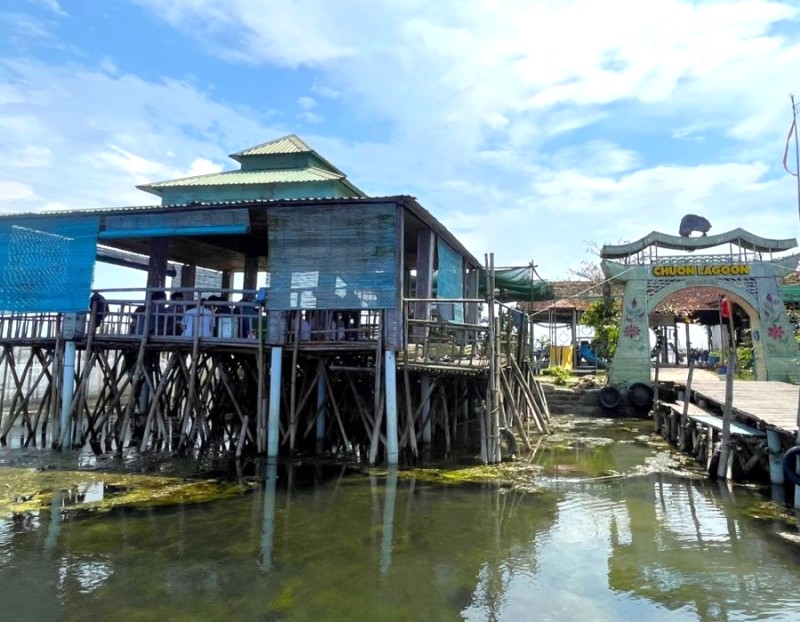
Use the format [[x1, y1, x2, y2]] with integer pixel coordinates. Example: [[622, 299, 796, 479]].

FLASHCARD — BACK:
[[478, 267, 555, 302]]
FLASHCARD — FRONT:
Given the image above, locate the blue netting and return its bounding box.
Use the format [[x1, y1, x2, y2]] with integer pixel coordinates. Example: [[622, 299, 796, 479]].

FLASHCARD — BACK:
[[436, 238, 464, 323], [0, 216, 100, 312], [265, 204, 398, 310]]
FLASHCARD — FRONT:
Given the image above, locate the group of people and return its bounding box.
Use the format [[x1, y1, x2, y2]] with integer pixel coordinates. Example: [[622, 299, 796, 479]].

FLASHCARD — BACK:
[[128, 292, 261, 340], [295, 310, 361, 342], [89, 290, 365, 342]]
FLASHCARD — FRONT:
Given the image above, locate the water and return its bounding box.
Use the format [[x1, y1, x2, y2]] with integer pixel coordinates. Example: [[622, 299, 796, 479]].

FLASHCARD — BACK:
[[0, 417, 799, 621]]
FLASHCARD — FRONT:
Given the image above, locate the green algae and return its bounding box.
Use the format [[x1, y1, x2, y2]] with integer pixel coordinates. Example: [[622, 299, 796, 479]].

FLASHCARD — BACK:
[[0, 467, 252, 518]]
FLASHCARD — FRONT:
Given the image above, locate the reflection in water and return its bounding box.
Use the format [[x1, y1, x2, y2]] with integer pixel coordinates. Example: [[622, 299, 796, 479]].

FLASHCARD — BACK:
[[0, 459, 798, 620]]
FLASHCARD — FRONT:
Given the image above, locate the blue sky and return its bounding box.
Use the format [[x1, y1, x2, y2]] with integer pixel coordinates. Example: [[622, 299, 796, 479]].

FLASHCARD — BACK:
[[2, 0, 800, 288]]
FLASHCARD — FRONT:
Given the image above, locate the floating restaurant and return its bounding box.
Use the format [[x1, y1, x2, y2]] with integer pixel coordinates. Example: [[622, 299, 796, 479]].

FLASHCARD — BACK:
[[0, 135, 552, 464]]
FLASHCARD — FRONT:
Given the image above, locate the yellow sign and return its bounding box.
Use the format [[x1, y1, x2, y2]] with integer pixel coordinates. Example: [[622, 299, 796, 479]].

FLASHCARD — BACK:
[[651, 264, 750, 277]]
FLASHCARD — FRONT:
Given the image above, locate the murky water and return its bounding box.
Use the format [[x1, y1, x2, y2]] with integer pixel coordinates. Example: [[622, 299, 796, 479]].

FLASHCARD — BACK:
[[1, 417, 799, 622]]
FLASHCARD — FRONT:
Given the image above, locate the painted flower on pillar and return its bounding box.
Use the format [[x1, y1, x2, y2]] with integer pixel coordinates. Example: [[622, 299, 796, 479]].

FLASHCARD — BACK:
[[623, 324, 641, 339], [767, 324, 785, 340], [623, 298, 645, 323]]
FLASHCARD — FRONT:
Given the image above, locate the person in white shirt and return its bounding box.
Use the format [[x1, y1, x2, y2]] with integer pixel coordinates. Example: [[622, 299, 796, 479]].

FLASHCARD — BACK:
[[183, 299, 214, 338]]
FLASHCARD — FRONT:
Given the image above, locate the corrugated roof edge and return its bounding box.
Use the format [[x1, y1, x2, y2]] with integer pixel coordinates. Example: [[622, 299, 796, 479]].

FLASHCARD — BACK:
[[0, 195, 481, 268]]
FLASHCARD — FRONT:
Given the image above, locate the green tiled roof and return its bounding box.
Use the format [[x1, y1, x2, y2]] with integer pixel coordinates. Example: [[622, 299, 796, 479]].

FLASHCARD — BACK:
[[230, 134, 311, 158], [138, 167, 344, 195]]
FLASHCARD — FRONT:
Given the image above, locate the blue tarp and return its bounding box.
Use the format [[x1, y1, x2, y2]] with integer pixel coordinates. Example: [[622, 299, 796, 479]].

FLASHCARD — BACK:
[[265, 204, 398, 310], [436, 238, 464, 322], [0, 215, 100, 312]]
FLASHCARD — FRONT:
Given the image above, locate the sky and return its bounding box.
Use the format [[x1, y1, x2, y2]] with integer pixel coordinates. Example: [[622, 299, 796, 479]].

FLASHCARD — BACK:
[[2, 0, 800, 289]]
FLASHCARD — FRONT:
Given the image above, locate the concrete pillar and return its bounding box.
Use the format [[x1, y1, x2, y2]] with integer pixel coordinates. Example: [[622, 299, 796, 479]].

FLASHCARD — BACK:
[[58, 341, 76, 448], [767, 430, 783, 485], [385, 350, 398, 464], [261, 460, 278, 570], [380, 466, 398, 575], [268, 347, 283, 457]]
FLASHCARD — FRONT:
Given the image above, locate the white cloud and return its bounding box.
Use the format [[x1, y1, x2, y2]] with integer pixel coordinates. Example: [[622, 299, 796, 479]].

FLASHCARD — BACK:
[[2, 0, 800, 281], [297, 96, 316, 111], [0, 180, 35, 201]]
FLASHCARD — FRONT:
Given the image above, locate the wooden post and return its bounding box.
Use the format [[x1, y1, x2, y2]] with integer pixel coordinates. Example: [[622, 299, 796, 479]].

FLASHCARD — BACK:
[[243, 254, 260, 292], [679, 362, 694, 451], [267, 347, 282, 458], [147, 237, 170, 289], [414, 229, 435, 343], [717, 309, 737, 480], [421, 376, 432, 446], [316, 360, 327, 454]]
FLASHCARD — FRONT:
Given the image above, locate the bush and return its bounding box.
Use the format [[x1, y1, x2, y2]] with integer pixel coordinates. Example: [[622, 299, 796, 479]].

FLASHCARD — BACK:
[[543, 365, 572, 385]]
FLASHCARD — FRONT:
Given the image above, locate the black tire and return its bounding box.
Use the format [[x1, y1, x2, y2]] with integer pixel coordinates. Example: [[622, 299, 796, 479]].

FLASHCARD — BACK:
[[598, 386, 622, 410], [782, 445, 800, 487], [499, 428, 517, 460], [628, 382, 654, 410]]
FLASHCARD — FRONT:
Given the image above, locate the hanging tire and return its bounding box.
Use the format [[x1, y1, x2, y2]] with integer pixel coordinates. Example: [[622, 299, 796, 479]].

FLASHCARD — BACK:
[[598, 386, 622, 410], [782, 445, 800, 487], [499, 428, 517, 460], [628, 382, 654, 410]]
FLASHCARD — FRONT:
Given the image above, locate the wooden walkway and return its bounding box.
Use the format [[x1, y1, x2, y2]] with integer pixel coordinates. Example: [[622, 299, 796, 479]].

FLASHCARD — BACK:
[[654, 367, 799, 435]]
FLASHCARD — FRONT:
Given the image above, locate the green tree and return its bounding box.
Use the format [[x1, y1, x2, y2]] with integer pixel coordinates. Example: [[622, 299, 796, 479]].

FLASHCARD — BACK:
[[580, 299, 621, 360]]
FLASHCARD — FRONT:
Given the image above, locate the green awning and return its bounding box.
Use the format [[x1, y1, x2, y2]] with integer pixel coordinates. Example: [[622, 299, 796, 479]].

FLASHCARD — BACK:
[[780, 284, 800, 304], [479, 267, 555, 302]]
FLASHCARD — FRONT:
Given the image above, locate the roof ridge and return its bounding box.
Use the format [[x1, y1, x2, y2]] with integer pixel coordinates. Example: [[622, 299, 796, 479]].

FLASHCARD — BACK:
[[230, 134, 311, 157]]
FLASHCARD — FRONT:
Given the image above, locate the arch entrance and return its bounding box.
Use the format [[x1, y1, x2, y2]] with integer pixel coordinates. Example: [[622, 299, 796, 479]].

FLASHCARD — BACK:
[[600, 228, 800, 386]]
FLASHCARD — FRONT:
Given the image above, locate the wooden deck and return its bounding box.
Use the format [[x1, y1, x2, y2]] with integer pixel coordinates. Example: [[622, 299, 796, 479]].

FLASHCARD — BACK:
[[654, 367, 799, 435]]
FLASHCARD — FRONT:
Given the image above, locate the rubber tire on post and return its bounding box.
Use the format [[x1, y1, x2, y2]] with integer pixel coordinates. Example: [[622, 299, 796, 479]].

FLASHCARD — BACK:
[[628, 382, 654, 410], [499, 428, 517, 460], [597, 386, 622, 410], [782, 445, 800, 487]]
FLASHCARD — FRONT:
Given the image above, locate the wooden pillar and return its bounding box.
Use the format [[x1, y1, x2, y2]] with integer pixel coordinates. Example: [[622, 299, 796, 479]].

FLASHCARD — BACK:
[[571, 308, 578, 368], [316, 364, 326, 454], [385, 350, 399, 464], [147, 237, 170, 289], [414, 229, 435, 340], [416, 230, 435, 445], [244, 254, 260, 292], [465, 269, 479, 324], [267, 347, 283, 457], [421, 376, 432, 445], [180, 264, 196, 290], [684, 321, 691, 367], [221, 270, 233, 298]]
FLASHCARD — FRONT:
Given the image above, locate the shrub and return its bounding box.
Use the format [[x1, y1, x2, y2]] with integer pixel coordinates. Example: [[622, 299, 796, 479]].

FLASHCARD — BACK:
[[543, 365, 572, 385]]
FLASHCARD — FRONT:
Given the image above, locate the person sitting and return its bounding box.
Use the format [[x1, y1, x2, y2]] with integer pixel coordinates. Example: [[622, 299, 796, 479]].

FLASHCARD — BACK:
[[89, 290, 109, 331], [183, 299, 214, 338], [234, 294, 260, 339], [299, 312, 312, 341], [166, 291, 186, 336]]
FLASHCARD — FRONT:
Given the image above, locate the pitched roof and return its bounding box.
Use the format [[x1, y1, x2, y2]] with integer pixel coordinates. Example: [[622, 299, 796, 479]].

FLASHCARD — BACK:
[[230, 134, 312, 158], [138, 167, 346, 195], [138, 134, 365, 198]]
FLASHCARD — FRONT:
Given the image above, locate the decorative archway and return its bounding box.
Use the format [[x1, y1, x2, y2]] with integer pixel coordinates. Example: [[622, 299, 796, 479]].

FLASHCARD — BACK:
[[601, 228, 800, 386]]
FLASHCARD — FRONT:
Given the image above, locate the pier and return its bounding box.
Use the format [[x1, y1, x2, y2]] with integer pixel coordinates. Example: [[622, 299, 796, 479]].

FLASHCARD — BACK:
[[654, 367, 799, 483]]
